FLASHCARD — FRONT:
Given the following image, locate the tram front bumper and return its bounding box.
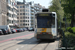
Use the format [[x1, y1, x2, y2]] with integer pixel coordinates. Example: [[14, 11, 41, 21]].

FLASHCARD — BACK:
[[36, 34, 56, 39]]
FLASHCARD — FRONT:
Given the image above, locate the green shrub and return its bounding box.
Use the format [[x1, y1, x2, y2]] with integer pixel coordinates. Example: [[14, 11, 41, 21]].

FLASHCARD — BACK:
[[67, 27, 72, 32], [71, 27, 75, 34], [67, 27, 75, 34], [64, 32, 75, 48]]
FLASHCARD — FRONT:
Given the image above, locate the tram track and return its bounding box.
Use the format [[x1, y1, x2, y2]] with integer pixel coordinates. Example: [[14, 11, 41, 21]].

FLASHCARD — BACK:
[[31, 40, 52, 50], [43, 41, 50, 50], [0, 40, 23, 50], [31, 40, 43, 50]]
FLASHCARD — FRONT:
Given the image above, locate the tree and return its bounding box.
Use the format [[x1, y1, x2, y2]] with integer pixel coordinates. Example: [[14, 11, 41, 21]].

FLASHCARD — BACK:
[[61, 0, 75, 27], [49, 0, 64, 27]]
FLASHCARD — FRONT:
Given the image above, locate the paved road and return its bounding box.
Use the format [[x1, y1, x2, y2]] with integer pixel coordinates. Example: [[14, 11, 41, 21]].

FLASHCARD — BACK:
[[0, 31, 33, 41], [0, 31, 59, 50]]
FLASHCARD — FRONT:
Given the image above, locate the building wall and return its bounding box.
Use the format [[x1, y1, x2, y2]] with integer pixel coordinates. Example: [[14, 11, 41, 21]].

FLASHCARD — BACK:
[[17, 1, 45, 28], [17, 4, 25, 27], [7, 0, 17, 26], [0, 0, 7, 25]]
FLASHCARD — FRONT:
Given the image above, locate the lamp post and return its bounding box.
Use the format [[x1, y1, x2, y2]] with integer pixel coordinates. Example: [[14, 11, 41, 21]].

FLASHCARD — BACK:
[[59, 0, 67, 50]]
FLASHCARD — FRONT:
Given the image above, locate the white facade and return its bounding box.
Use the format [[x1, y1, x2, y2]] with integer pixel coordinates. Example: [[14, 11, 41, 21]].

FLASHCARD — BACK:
[[7, 0, 17, 26], [17, 1, 45, 28]]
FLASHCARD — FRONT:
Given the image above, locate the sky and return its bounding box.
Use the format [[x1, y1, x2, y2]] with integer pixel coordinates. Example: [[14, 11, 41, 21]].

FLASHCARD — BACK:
[[17, 0, 52, 8]]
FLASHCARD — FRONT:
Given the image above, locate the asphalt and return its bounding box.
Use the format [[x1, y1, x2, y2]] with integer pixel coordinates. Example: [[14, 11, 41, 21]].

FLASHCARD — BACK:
[[0, 31, 59, 50], [0, 31, 34, 41]]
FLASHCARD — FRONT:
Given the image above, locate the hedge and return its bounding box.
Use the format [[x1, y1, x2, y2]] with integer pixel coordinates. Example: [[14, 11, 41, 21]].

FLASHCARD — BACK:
[[67, 27, 75, 34], [64, 32, 75, 49]]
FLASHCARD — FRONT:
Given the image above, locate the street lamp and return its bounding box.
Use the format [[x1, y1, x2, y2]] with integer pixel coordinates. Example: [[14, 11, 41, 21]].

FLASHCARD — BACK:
[[59, 0, 67, 50]]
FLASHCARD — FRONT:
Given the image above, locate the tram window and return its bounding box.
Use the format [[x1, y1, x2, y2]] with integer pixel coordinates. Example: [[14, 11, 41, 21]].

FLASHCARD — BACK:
[[52, 17, 55, 28], [37, 16, 51, 28], [52, 25, 55, 28]]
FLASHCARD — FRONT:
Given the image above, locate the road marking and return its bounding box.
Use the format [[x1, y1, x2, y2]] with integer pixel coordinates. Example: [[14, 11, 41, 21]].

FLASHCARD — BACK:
[[0, 33, 34, 43], [16, 48, 19, 50], [21, 46, 24, 48]]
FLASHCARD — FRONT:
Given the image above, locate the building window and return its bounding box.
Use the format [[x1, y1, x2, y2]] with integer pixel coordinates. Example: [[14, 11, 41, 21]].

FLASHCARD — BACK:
[[25, 13, 27, 15], [26, 17, 27, 19], [7, 0, 11, 4], [17, 10, 19, 12], [20, 6, 23, 8], [20, 20, 22, 22], [20, 24, 22, 26], [25, 10, 27, 12], [20, 13, 22, 15], [23, 13, 25, 15], [7, 13, 11, 17], [20, 9, 22, 12], [23, 23, 25, 25], [17, 20, 19, 22], [23, 16, 25, 19], [9, 20, 11, 23], [23, 20, 25, 22], [25, 20, 27, 22], [31, 17, 33, 19], [20, 17, 22, 19]]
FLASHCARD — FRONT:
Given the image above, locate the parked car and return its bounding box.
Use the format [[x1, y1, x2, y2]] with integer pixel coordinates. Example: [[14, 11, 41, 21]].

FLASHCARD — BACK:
[[0, 29, 3, 35], [16, 29, 21, 32], [0, 25, 12, 34], [28, 28, 34, 31], [23, 28, 27, 31], [1, 29, 8, 35], [11, 28, 17, 33], [20, 28, 23, 32]]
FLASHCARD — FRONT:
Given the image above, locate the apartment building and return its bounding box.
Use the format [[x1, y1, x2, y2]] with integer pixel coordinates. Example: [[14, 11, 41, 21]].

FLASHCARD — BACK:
[[17, 1, 32, 28], [0, 0, 7, 25], [17, 0, 45, 28], [7, 0, 17, 27], [17, 1, 26, 27]]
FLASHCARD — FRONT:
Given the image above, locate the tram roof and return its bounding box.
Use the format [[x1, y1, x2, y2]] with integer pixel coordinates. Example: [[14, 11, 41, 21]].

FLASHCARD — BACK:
[[36, 12, 56, 14]]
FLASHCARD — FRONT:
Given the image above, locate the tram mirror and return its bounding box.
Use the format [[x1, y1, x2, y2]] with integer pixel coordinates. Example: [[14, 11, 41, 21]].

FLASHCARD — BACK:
[[52, 14, 55, 17]]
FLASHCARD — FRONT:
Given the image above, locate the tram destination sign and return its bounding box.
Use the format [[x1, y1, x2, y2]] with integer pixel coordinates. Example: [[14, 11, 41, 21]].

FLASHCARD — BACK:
[[39, 13, 50, 16]]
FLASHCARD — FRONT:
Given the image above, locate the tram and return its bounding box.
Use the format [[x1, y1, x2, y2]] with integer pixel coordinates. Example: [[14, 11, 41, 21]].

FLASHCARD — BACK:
[[34, 9, 57, 40]]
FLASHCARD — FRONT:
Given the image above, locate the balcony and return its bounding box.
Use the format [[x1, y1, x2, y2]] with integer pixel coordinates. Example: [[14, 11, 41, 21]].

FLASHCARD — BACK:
[[31, 15, 34, 17], [7, 4, 13, 8], [13, 17, 17, 21], [13, 6, 17, 10], [13, 11, 17, 15], [31, 9, 34, 11], [8, 23, 14, 26], [8, 10, 13, 14], [31, 12, 34, 15], [31, 12, 34, 13], [8, 17, 13, 20], [31, 6, 34, 8]]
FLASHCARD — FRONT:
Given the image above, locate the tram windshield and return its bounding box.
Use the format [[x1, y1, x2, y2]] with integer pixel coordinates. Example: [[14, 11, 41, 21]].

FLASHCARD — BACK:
[[37, 16, 55, 28]]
